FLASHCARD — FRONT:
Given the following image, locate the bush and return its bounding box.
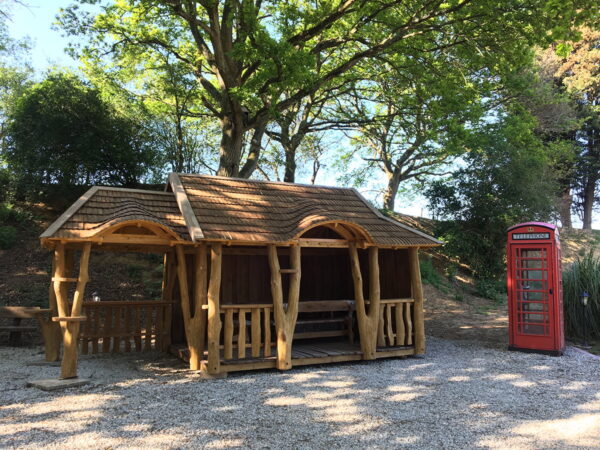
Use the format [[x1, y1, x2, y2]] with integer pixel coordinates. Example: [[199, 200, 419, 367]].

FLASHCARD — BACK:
[[0, 225, 17, 249], [474, 278, 506, 304], [420, 255, 443, 289], [564, 251, 600, 339]]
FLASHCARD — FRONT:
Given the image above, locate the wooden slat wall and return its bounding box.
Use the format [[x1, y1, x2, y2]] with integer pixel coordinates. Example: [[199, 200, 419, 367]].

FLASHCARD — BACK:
[[79, 301, 173, 354], [171, 247, 413, 347]]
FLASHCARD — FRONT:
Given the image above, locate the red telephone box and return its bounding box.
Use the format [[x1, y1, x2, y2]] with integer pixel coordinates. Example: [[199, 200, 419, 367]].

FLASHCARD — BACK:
[[507, 222, 564, 355]]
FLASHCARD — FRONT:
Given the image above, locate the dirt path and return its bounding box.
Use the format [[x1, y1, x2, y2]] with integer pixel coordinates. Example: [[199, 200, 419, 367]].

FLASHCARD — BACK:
[[424, 284, 508, 348]]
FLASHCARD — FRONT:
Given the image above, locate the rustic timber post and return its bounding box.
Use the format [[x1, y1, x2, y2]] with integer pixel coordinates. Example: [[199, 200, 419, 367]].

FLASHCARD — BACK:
[[160, 251, 177, 351], [349, 243, 381, 360], [53, 242, 92, 379], [206, 244, 223, 375], [40, 256, 62, 361], [268, 244, 301, 370], [409, 247, 426, 354], [175, 245, 209, 370]]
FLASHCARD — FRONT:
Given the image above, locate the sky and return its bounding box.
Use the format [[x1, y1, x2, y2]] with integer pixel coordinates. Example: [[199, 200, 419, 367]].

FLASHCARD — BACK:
[[6, 0, 77, 71], [3, 1, 595, 228]]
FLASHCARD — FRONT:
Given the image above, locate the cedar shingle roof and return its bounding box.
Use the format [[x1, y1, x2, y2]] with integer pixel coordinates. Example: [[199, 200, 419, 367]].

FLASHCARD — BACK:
[[41, 174, 440, 247], [40, 187, 190, 240], [171, 174, 440, 246]]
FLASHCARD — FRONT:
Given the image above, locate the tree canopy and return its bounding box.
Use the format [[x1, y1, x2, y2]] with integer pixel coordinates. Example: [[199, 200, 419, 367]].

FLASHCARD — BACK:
[[2, 72, 157, 199], [59, 0, 598, 180]]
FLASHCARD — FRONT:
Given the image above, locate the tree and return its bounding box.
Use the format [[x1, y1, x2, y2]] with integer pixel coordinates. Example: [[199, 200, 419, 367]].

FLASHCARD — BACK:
[[425, 111, 556, 278], [336, 55, 482, 210], [518, 48, 580, 228], [556, 28, 600, 229], [82, 38, 220, 176], [2, 73, 157, 199], [59, 0, 597, 178]]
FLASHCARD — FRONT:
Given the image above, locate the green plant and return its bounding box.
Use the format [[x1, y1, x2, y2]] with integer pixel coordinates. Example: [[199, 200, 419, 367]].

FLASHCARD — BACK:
[[453, 293, 465, 302], [563, 251, 600, 339], [446, 264, 458, 282], [420, 255, 443, 289], [0, 203, 12, 223], [474, 278, 506, 304], [0, 225, 17, 249]]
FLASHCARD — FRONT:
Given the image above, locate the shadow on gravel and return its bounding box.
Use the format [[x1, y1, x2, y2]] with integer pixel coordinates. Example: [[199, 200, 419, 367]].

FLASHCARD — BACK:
[[1, 339, 599, 448]]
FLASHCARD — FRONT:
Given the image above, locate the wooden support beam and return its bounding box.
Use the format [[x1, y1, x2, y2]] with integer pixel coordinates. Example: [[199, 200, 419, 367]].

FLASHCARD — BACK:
[[57, 242, 91, 379], [175, 244, 209, 370], [409, 247, 426, 354], [349, 244, 380, 360], [41, 255, 61, 362], [206, 244, 223, 374], [268, 244, 301, 370]]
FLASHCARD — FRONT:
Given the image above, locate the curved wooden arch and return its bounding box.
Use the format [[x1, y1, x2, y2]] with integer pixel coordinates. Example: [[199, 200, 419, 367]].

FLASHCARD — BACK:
[[95, 219, 182, 241], [294, 220, 374, 243]]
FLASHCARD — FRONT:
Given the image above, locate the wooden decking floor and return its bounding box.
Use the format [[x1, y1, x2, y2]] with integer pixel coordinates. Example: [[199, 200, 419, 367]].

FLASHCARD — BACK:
[[169, 340, 415, 371]]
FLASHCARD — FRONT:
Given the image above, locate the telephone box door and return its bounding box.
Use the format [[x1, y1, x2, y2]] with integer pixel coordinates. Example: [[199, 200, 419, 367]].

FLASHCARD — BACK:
[[510, 244, 555, 349]]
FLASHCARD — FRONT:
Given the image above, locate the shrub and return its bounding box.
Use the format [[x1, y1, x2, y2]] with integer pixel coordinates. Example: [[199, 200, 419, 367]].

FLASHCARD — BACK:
[[563, 251, 600, 339], [475, 278, 506, 304], [420, 255, 443, 289], [0, 225, 17, 249]]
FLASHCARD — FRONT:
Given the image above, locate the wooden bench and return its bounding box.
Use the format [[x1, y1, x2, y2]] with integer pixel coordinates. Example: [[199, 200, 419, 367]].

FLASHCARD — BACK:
[[0, 306, 51, 346], [294, 300, 355, 343]]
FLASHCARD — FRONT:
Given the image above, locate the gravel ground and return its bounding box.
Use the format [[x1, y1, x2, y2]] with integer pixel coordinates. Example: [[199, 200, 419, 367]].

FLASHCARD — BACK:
[[1, 337, 599, 449]]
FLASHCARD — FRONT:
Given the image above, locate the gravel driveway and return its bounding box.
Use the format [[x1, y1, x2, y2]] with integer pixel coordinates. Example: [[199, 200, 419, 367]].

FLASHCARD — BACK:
[[1, 337, 599, 449]]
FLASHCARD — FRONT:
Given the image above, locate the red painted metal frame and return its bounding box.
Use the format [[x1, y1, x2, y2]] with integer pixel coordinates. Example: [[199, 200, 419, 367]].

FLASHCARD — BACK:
[[506, 222, 565, 355]]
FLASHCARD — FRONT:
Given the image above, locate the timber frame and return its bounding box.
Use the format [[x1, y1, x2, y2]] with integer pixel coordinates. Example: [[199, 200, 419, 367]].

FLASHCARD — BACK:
[[40, 174, 440, 379]]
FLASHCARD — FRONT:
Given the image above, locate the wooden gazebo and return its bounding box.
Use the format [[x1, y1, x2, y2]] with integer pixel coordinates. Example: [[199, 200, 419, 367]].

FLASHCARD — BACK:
[[40, 174, 441, 379]]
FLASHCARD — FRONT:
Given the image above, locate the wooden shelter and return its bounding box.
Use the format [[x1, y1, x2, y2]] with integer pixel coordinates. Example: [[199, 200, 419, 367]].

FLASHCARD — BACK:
[[40, 174, 441, 378]]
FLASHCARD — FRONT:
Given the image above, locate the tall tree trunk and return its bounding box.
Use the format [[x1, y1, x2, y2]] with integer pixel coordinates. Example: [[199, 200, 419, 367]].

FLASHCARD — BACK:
[[582, 176, 596, 230], [239, 123, 266, 178], [217, 101, 246, 177], [582, 126, 599, 230], [383, 171, 401, 211], [283, 142, 298, 183], [174, 112, 184, 173], [557, 188, 573, 229]]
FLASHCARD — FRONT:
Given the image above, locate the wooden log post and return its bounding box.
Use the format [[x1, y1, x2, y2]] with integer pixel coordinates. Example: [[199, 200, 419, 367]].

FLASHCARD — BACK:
[[409, 247, 426, 354], [175, 245, 209, 370], [349, 243, 380, 360], [206, 244, 223, 374], [268, 244, 301, 370], [54, 242, 92, 379], [40, 255, 62, 362]]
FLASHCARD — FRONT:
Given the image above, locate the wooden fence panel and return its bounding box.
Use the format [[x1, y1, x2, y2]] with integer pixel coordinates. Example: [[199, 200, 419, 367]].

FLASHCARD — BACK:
[[376, 299, 415, 348], [78, 301, 173, 354]]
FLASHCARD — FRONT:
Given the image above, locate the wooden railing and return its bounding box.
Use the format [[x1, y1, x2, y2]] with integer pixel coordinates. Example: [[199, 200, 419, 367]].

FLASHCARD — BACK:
[[79, 301, 173, 354], [211, 304, 273, 361], [376, 299, 414, 348]]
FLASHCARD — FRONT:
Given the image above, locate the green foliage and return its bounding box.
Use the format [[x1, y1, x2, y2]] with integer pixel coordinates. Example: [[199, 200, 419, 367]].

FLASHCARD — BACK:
[[126, 259, 164, 299], [563, 251, 600, 339], [426, 110, 557, 279], [474, 279, 506, 304], [0, 224, 17, 249], [2, 72, 158, 200], [420, 255, 442, 289], [58, 0, 600, 176]]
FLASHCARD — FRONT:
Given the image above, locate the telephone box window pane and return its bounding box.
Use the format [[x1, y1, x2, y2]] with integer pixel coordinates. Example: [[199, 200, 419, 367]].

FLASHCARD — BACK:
[[519, 302, 547, 312], [521, 250, 543, 258], [519, 312, 547, 323], [517, 280, 547, 290], [520, 291, 545, 301], [518, 269, 547, 280], [519, 323, 546, 335]]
